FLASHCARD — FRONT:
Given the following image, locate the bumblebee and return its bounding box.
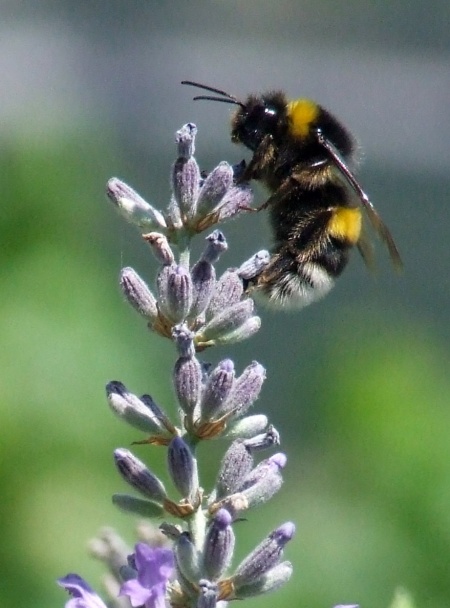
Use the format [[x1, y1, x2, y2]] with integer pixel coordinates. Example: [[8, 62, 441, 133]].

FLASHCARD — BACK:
[[182, 81, 402, 309]]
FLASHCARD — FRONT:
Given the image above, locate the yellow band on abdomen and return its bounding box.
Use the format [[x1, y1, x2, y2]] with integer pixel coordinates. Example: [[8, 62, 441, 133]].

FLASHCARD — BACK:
[[327, 207, 362, 244]]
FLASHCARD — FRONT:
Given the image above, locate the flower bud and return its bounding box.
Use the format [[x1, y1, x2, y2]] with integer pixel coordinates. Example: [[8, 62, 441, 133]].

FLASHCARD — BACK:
[[243, 426, 280, 452], [142, 232, 175, 265], [200, 359, 235, 420], [233, 522, 295, 588], [196, 162, 234, 216], [203, 509, 235, 580], [120, 267, 158, 321], [140, 394, 176, 436], [215, 185, 253, 223], [173, 324, 196, 358], [226, 361, 266, 418], [201, 231, 228, 264], [233, 561, 293, 599], [174, 532, 201, 584], [114, 448, 167, 503], [237, 453, 286, 509], [175, 122, 197, 158], [167, 436, 198, 499], [172, 124, 200, 220], [238, 250, 271, 281], [157, 264, 193, 323], [206, 270, 243, 321], [201, 300, 254, 342], [225, 415, 269, 439], [189, 259, 216, 319], [214, 440, 253, 501], [106, 177, 166, 230], [173, 352, 202, 415], [197, 580, 219, 608], [106, 381, 168, 436], [213, 315, 261, 346]]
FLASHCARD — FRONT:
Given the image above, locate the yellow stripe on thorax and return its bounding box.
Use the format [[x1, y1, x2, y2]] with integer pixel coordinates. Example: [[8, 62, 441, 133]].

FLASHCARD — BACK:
[[286, 98, 319, 138], [328, 207, 362, 244]]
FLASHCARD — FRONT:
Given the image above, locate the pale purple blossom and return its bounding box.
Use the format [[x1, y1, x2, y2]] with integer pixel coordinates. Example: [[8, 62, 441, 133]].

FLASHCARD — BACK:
[[58, 574, 108, 608], [120, 543, 174, 608]]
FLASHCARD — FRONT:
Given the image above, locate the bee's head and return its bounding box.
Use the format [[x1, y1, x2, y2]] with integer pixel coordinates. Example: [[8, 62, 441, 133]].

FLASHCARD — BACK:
[[181, 81, 288, 152], [230, 92, 289, 151]]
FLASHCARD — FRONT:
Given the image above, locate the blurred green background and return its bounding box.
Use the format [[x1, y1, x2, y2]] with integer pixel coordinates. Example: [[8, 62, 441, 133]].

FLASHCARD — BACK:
[[1, 2, 449, 607]]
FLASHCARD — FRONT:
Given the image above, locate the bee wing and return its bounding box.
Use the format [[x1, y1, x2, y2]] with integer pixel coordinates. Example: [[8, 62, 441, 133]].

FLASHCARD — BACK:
[[356, 226, 376, 272], [316, 129, 402, 272], [361, 200, 403, 272]]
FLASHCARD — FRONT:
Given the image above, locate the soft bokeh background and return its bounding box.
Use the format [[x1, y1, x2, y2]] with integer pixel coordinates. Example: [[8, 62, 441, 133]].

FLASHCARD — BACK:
[[1, 2, 449, 607]]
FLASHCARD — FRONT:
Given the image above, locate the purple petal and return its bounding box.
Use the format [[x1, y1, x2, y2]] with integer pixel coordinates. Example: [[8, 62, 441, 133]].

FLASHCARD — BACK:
[[120, 544, 174, 608], [57, 574, 107, 608], [135, 543, 174, 588], [120, 578, 152, 607]]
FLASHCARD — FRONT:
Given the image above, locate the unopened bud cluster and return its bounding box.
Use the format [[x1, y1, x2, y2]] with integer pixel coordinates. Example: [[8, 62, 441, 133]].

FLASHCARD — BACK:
[[106, 123, 253, 243], [119, 232, 262, 350], [107, 123, 269, 350]]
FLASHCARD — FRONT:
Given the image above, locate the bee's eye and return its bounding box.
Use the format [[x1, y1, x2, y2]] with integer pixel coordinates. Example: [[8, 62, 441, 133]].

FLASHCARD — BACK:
[[264, 107, 276, 118]]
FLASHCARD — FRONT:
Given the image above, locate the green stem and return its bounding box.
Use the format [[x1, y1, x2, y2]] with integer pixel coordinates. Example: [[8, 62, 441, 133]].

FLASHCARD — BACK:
[[187, 453, 207, 551], [177, 231, 191, 270]]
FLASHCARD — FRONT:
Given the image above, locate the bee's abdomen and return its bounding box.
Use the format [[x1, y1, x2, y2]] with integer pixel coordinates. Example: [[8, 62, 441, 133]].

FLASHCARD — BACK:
[[256, 249, 336, 309], [256, 205, 360, 309]]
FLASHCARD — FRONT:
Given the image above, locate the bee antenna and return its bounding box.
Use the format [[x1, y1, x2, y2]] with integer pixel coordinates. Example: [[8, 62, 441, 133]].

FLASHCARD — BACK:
[[192, 95, 246, 109], [181, 80, 246, 109]]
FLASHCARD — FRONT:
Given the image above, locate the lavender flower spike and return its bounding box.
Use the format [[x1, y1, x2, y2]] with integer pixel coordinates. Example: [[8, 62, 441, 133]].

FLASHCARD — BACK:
[[120, 543, 174, 608], [58, 574, 108, 608], [60, 123, 304, 608]]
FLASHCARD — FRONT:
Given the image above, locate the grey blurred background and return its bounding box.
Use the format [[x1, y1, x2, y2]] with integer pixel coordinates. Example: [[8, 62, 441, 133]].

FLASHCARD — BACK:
[[1, 2, 449, 608]]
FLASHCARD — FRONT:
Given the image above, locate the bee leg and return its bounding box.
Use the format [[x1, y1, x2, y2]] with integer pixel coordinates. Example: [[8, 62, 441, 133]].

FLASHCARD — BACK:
[[232, 159, 247, 182], [237, 134, 275, 183], [255, 177, 296, 212]]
